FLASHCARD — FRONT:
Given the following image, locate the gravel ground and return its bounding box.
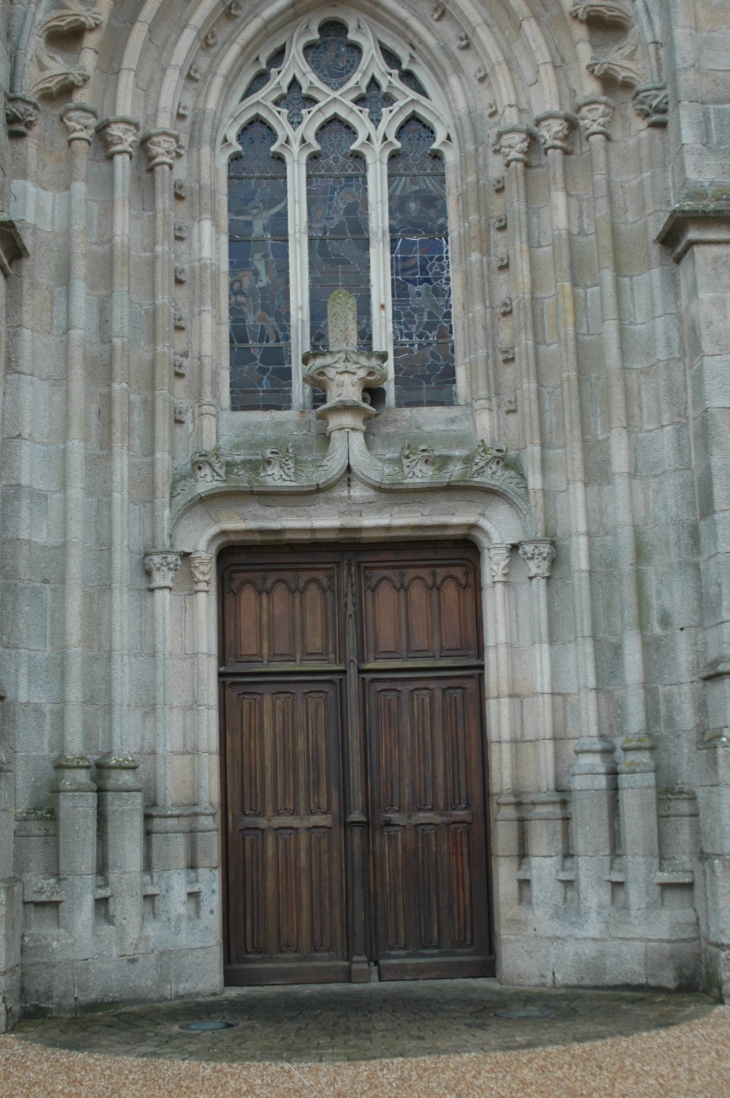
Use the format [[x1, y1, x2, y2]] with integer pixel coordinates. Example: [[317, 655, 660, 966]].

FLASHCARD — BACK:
[[1, 1005, 728, 1098]]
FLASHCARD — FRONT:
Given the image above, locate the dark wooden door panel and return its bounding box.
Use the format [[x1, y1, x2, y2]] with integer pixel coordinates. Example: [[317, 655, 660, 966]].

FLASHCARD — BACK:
[[361, 561, 480, 666], [224, 679, 348, 984], [367, 676, 490, 979], [220, 543, 493, 986], [221, 564, 340, 668]]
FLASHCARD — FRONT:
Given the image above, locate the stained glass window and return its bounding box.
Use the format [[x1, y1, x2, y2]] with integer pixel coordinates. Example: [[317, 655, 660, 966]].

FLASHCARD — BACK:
[[276, 78, 316, 129], [379, 43, 429, 98], [389, 118, 454, 406], [241, 48, 286, 100], [307, 120, 371, 354], [228, 120, 291, 410], [304, 21, 362, 89], [354, 78, 394, 127]]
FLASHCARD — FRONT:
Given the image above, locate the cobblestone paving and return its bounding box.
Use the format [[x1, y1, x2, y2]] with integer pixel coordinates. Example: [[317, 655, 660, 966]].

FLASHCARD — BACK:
[[13, 979, 716, 1064]]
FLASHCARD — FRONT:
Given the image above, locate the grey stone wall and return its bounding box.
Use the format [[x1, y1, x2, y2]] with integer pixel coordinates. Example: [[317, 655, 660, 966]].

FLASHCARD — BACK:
[[0, 0, 727, 1025]]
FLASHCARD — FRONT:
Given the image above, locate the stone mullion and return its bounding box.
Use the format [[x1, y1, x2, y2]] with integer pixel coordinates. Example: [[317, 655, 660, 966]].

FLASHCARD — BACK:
[[97, 117, 140, 757], [60, 104, 97, 760], [536, 119, 601, 746], [215, 161, 232, 411], [579, 100, 650, 750], [456, 125, 492, 411], [368, 154, 393, 403], [497, 130, 545, 537], [196, 142, 217, 451], [291, 150, 309, 410]]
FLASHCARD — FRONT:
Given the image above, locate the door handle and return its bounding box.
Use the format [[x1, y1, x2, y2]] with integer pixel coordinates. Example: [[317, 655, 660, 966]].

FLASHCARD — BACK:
[[382, 815, 392, 826]]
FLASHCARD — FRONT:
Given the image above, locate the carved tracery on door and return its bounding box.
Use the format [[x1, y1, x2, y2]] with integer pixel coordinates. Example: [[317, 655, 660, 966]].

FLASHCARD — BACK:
[[220, 544, 494, 986]]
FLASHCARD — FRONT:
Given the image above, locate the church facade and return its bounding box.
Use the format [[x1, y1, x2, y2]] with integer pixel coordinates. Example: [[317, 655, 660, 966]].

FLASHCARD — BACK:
[[0, 0, 729, 1028]]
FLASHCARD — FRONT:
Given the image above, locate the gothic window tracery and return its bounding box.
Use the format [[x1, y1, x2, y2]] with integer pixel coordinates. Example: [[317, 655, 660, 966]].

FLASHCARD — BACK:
[[225, 12, 455, 411]]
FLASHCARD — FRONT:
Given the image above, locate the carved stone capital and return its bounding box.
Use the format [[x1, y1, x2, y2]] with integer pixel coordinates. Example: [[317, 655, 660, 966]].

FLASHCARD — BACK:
[[303, 349, 388, 433], [519, 539, 556, 579], [141, 128, 183, 170], [494, 125, 538, 167], [631, 83, 669, 127], [534, 111, 578, 154], [60, 101, 98, 145], [96, 116, 140, 158], [576, 96, 614, 139], [488, 545, 512, 583], [190, 552, 214, 592], [6, 94, 40, 137], [144, 550, 182, 590]]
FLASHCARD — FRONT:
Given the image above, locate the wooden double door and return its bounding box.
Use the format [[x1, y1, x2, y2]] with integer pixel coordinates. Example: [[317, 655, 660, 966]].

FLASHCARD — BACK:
[[219, 543, 494, 985]]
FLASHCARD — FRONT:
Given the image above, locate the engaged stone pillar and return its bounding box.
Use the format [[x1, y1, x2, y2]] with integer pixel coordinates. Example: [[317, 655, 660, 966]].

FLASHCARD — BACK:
[[52, 756, 97, 951], [144, 550, 181, 814], [570, 737, 616, 933], [0, 749, 20, 1033], [617, 735, 660, 927], [519, 539, 557, 794], [95, 754, 144, 953], [190, 552, 218, 869]]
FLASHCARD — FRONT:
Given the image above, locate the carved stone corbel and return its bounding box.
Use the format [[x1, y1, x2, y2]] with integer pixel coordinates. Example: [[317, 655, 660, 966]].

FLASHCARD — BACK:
[[569, 0, 633, 30], [586, 26, 643, 88], [631, 83, 669, 127], [303, 289, 387, 434]]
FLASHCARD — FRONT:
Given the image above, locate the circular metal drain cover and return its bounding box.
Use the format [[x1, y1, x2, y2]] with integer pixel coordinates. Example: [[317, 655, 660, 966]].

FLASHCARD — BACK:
[[181, 1020, 236, 1032], [495, 1008, 553, 1020]]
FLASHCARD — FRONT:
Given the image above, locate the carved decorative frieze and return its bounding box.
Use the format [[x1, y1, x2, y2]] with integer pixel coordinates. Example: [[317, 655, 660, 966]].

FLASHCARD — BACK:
[[204, 31, 218, 49], [519, 539, 556, 579], [494, 126, 537, 167], [6, 94, 40, 138], [142, 129, 182, 170], [631, 83, 669, 127], [496, 253, 509, 269], [174, 266, 187, 283], [261, 446, 295, 482], [432, 4, 446, 19], [457, 34, 470, 50], [173, 354, 188, 376], [60, 102, 97, 144], [535, 111, 578, 154], [191, 449, 226, 483], [190, 552, 214, 592], [144, 551, 182, 590], [499, 297, 513, 316], [488, 545, 511, 583], [576, 96, 614, 139], [402, 443, 435, 480], [96, 117, 140, 158]]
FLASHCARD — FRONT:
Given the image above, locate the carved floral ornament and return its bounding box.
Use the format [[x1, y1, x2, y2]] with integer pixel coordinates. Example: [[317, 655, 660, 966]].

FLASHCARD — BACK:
[[631, 83, 669, 127], [6, 94, 40, 138], [488, 545, 511, 583], [142, 129, 184, 170], [519, 540, 556, 579], [96, 116, 140, 158], [535, 111, 578, 154], [190, 552, 214, 592], [60, 102, 98, 144], [144, 551, 182, 590], [576, 96, 614, 140], [494, 126, 537, 167]]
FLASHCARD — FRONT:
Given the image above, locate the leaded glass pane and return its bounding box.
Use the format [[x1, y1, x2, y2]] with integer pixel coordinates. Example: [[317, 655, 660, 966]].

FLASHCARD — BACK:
[[241, 47, 286, 100], [379, 43, 429, 98], [304, 21, 362, 89], [228, 120, 291, 410], [389, 118, 454, 406], [354, 78, 394, 126], [275, 78, 317, 129], [307, 120, 371, 354]]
